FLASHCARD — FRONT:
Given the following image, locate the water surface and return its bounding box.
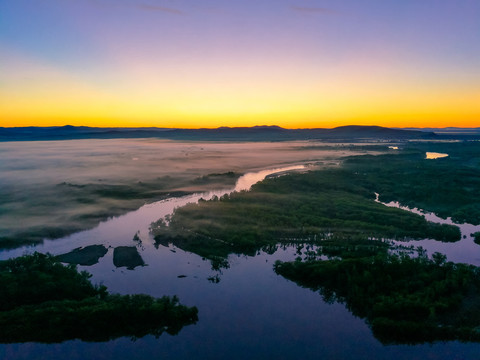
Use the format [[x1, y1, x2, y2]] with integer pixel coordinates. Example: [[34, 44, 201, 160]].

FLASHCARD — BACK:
[[2, 167, 480, 359], [376, 194, 480, 265], [426, 152, 449, 159]]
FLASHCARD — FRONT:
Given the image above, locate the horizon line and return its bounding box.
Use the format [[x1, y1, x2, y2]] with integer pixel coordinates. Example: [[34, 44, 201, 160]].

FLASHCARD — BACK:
[[2, 124, 479, 130]]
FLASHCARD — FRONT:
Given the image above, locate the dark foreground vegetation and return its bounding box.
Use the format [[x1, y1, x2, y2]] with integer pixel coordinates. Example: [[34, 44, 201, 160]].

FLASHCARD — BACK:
[[274, 249, 480, 344], [151, 141, 480, 343], [0, 253, 198, 343]]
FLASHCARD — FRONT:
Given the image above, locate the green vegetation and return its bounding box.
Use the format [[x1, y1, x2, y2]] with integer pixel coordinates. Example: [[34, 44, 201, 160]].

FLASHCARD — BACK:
[[345, 141, 480, 225], [192, 171, 237, 185], [149, 141, 480, 344], [153, 168, 460, 265], [474, 232, 480, 245], [0, 179, 208, 249], [113, 246, 145, 270], [314, 237, 390, 259], [0, 172, 239, 249], [153, 141, 480, 266], [0, 253, 198, 343], [1, 253, 101, 310], [56, 245, 108, 266], [274, 251, 480, 344]]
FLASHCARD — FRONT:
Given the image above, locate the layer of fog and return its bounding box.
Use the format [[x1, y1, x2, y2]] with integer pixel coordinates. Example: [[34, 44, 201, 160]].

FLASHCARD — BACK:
[[0, 139, 380, 247]]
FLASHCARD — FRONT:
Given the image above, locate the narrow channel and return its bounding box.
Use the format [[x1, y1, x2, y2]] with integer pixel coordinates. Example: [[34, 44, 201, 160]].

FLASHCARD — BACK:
[[0, 165, 305, 261], [375, 193, 480, 265]]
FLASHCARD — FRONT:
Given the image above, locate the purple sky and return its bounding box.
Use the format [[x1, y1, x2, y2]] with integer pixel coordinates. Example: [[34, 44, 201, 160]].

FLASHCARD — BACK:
[[1, 0, 479, 128]]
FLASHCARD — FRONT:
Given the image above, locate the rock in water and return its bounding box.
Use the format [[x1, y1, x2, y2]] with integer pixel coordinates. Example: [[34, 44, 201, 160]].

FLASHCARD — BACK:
[[113, 246, 145, 270]]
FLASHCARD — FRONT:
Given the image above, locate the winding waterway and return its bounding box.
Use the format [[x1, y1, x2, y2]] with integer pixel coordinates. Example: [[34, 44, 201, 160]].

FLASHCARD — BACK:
[[0, 165, 306, 261], [1, 167, 480, 359], [375, 193, 480, 265]]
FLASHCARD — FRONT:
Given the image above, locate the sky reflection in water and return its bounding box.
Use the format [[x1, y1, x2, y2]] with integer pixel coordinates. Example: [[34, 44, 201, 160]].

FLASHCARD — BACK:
[[1, 166, 480, 359]]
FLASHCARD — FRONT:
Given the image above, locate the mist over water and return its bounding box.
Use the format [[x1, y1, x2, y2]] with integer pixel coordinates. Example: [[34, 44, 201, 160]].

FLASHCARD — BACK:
[[0, 139, 357, 245], [0, 165, 306, 260], [2, 139, 480, 359]]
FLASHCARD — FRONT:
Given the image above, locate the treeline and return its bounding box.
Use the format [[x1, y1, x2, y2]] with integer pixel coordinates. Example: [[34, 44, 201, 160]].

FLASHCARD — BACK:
[[153, 167, 461, 265], [345, 141, 480, 225], [148, 141, 480, 343], [474, 232, 480, 245], [274, 251, 480, 344], [0, 253, 198, 343]]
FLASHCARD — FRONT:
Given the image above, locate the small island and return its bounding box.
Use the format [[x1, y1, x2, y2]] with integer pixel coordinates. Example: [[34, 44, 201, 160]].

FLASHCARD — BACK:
[[274, 248, 480, 344], [0, 253, 198, 343]]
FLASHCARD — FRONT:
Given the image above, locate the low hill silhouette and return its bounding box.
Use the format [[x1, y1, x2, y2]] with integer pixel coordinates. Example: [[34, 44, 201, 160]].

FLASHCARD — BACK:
[[0, 125, 447, 142]]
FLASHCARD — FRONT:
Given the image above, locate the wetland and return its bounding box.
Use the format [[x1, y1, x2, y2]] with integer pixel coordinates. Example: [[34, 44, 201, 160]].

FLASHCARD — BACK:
[[1, 138, 480, 359]]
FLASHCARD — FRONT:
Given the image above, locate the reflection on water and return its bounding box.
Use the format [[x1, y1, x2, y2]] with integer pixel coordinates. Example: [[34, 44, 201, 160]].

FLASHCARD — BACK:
[[375, 193, 480, 265], [234, 165, 304, 192], [2, 169, 480, 358], [426, 152, 449, 159], [0, 139, 367, 243], [0, 165, 305, 261]]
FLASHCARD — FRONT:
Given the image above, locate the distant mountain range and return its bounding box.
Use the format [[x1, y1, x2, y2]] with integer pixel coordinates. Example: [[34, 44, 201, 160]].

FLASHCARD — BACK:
[[1, 125, 478, 142], [401, 127, 480, 135]]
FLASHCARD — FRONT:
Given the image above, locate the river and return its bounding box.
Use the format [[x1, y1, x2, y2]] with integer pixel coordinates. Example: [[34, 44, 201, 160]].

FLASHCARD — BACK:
[[1, 167, 480, 359], [375, 193, 480, 265]]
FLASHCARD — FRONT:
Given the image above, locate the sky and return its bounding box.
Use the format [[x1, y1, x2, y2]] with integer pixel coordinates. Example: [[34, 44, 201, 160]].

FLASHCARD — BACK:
[[1, 0, 479, 128]]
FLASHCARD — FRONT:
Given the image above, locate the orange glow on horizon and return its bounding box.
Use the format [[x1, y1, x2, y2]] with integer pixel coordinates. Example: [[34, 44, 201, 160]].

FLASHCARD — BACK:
[[2, 1, 479, 130], [2, 45, 479, 130], [2, 113, 479, 129], [2, 79, 479, 129]]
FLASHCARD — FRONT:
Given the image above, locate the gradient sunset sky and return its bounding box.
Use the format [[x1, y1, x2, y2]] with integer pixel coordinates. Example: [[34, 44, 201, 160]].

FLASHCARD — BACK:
[[1, 0, 479, 128]]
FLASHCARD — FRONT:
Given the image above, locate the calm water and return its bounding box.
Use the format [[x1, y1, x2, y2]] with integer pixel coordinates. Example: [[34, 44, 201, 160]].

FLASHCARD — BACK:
[[375, 193, 480, 265], [1, 168, 480, 359], [426, 152, 449, 159]]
